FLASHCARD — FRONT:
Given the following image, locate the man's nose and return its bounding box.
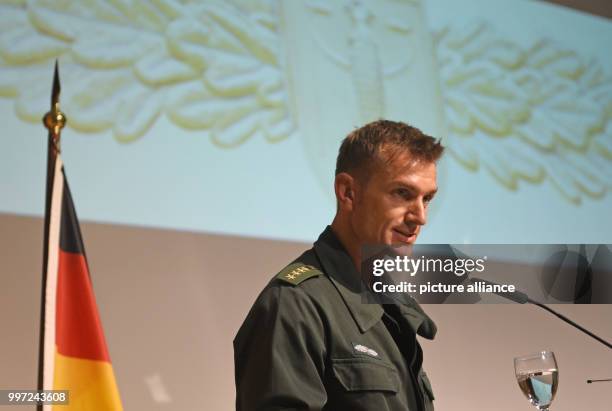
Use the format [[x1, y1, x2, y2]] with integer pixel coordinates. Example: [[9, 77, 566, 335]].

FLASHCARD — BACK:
[[406, 199, 427, 226]]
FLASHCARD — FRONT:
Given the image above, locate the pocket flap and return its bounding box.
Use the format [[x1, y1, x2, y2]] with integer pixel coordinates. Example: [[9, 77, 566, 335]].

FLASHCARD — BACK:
[[332, 358, 399, 393]]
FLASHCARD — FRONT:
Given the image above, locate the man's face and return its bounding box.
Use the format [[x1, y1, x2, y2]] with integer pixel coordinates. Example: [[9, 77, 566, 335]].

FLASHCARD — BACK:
[[349, 152, 438, 246]]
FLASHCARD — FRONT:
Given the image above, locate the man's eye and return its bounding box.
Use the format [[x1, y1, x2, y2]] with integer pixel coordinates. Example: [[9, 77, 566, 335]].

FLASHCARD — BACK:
[[394, 189, 410, 199]]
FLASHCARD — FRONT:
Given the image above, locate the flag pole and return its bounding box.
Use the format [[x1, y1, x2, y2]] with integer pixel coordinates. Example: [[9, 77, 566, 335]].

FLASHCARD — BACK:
[[37, 60, 66, 410]]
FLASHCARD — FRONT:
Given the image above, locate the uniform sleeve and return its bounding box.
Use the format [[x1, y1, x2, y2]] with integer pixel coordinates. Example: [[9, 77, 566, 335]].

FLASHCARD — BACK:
[[234, 284, 328, 411]]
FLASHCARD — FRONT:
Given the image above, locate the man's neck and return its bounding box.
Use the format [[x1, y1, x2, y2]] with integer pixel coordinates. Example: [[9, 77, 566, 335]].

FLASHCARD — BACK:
[[330, 218, 362, 272]]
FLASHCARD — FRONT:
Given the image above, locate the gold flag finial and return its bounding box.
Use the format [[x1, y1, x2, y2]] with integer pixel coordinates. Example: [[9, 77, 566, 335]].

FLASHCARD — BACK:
[[42, 60, 66, 153]]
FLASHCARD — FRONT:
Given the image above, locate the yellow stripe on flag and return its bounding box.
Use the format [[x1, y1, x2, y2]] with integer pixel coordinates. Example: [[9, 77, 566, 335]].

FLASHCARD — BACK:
[[53, 347, 123, 410]]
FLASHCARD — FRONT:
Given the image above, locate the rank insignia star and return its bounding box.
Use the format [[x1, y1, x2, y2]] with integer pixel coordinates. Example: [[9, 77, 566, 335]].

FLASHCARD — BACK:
[[277, 264, 322, 286]]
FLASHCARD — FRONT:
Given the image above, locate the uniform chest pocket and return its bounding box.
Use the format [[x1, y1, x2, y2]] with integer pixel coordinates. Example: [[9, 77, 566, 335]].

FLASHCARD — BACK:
[[331, 358, 399, 393]]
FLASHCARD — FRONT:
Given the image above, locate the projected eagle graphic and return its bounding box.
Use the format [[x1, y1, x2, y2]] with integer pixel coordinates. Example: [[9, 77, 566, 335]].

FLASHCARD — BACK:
[[0, 0, 610, 204]]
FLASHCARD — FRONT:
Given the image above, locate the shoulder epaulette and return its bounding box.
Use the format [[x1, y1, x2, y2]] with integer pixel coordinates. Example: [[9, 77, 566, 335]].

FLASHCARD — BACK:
[[275, 263, 322, 286]]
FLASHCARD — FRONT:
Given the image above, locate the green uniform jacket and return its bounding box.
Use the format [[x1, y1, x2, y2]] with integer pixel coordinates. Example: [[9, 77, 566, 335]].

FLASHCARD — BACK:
[[234, 227, 437, 410]]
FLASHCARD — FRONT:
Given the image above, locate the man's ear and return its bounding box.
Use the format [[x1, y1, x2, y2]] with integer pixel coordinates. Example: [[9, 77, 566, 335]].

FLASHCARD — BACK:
[[334, 172, 356, 211]]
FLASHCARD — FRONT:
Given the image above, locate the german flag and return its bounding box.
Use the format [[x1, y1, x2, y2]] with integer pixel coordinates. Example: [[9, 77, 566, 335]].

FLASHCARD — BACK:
[[38, 64, 123, 410]]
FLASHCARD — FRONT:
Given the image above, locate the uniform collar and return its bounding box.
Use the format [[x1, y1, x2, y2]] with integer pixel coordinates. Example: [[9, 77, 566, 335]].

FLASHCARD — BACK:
[[395, 296, 437, 340], [313, 226, 384, 333], [313, 226, 437, 339]]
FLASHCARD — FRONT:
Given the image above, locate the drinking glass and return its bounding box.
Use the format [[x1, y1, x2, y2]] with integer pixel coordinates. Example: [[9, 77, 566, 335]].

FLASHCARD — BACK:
[[514, 351, 559, 410]]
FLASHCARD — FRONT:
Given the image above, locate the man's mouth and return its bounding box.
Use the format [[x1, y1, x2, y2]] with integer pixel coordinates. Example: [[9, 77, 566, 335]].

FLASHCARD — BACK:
[[392, 228, 417, 243]]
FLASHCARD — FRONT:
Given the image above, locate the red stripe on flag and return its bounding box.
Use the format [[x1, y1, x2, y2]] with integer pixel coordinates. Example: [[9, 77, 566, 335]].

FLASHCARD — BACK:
[[56, 249, 110, 362]]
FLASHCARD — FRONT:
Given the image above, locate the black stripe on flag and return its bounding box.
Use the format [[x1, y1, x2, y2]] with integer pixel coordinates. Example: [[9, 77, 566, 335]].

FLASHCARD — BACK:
[[59, 169, 86, 256]]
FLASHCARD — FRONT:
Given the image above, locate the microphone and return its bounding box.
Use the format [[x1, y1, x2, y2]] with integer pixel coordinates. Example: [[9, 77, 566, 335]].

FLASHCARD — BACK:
[[470, 277, 612, 350]]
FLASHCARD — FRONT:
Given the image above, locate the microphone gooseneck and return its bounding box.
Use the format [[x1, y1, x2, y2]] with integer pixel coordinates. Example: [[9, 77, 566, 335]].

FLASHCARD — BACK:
[[470, 278, 612, 350]]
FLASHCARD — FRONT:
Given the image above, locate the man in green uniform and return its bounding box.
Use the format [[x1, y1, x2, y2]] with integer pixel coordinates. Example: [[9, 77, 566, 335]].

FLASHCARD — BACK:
[[234, 120, 444, 410]]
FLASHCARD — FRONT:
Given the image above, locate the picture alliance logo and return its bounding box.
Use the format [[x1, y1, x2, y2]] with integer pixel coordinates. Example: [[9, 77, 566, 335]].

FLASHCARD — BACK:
[[371, 255, 488, 277]]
